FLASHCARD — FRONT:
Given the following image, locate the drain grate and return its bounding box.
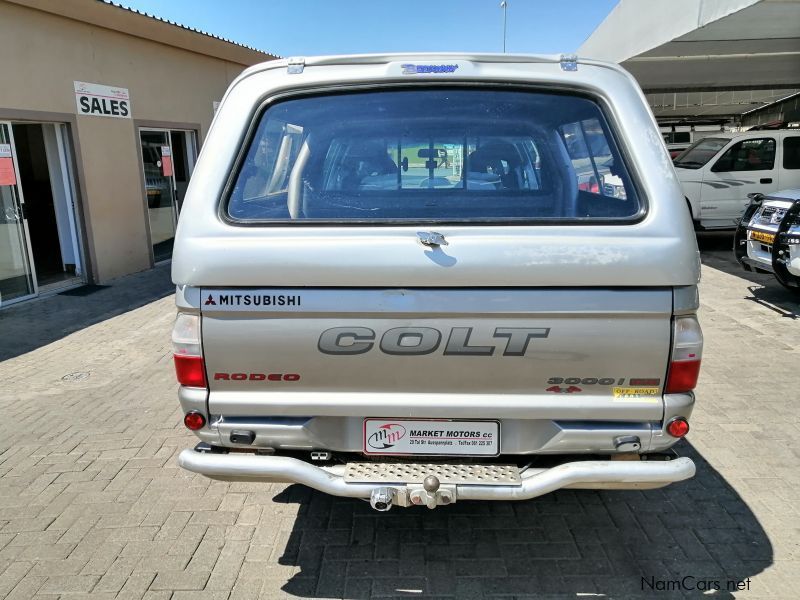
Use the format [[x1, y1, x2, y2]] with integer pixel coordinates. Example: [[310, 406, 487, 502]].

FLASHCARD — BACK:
[[61, 371, 90, 382], [344, 462, 521, 485]]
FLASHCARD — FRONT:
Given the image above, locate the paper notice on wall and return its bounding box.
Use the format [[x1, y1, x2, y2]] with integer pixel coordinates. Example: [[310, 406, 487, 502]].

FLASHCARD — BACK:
[[0, 144, 16, 186], [161, 146, 173, 177]]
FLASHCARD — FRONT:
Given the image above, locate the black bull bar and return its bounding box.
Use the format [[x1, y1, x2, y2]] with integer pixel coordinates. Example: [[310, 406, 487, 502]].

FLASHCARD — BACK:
[[734, 194, 800, 292]]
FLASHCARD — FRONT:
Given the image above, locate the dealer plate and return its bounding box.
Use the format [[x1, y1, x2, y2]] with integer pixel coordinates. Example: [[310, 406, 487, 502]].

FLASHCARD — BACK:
[[363, 419, 500, 456], [749, 230, 775, 244]]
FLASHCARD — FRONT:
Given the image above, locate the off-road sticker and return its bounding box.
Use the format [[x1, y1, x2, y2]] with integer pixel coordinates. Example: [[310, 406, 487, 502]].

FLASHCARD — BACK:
[[363, 419, 499, 456], [613, 387, 660, 402]]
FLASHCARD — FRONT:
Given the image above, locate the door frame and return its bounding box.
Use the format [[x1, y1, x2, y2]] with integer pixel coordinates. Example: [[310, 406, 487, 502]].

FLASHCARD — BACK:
[[52, 123, 84, 278], [0, 121, 39, 305], [134, 120, 200, 267], [3, 120, 89, 300], [0, 108, 94, 290], [139, 127, 180, 264]]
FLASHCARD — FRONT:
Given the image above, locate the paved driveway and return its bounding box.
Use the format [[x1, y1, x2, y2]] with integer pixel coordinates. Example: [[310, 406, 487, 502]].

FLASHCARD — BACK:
[[0, 238, 798, 599]]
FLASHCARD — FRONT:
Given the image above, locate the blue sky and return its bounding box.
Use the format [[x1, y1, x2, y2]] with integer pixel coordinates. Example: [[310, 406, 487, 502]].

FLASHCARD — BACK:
[[120, 0, 618, 57]]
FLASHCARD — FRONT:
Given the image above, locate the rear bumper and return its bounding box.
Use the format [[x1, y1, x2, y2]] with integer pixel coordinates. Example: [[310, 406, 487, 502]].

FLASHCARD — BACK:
[[178, 448, 695, 506], [180, 387, 695, 455]]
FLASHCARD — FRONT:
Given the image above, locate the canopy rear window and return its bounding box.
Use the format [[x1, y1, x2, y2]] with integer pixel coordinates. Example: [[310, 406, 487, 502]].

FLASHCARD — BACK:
[[226, 89, 642, 223]]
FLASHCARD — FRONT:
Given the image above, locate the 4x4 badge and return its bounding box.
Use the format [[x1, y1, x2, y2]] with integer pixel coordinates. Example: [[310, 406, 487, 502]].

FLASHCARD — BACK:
[[546, 385, 582, 394]]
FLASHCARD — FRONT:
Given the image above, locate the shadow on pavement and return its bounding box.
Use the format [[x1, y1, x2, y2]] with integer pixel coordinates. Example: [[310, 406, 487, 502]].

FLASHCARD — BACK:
[[0, 263, 173, 361], [696, 231, 800, 315], [696, 230, 737, 254], [697, 231, 753, 277], [272, 442, 772, 599], [745, 285, 800, 319]]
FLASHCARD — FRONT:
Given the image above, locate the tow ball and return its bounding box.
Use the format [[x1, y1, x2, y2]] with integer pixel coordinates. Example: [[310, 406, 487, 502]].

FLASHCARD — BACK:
[[410, 476, 455, 509], [369, 476, 457, 511]]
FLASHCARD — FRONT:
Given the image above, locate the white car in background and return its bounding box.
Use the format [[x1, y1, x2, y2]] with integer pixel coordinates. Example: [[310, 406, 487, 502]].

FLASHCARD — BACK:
[[735, 188, 800, 293], [674, 130, 800, 229], [666, 143, 691, 159]]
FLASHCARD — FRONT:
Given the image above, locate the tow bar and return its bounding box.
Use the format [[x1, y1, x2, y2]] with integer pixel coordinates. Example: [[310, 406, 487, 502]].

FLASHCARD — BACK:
[[179, 448, 695, 510], [369, 487, 394, 511]]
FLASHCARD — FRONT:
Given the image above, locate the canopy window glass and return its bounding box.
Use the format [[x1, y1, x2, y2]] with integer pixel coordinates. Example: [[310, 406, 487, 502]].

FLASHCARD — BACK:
[[228, 89, 641, 223]]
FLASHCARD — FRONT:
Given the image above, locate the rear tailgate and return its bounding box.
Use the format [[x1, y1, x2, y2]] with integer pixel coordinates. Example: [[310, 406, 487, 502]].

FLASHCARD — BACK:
[[202, 287, 671, 421]]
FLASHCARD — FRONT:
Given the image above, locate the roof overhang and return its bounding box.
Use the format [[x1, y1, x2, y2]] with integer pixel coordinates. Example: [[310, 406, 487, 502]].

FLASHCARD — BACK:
[[579, 0, 800, 121], [7, 0, 277, 66]]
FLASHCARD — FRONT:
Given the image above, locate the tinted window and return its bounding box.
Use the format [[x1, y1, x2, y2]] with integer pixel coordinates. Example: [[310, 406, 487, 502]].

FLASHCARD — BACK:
[[227, 89, 641, 223], [711, 138, 775, 172], [784, 136, 800, 170], [673, 137, 729, 169]]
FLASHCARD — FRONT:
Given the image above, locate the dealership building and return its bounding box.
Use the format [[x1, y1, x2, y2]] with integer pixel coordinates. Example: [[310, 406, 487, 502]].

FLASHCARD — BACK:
[[0, 0, 275, 305]]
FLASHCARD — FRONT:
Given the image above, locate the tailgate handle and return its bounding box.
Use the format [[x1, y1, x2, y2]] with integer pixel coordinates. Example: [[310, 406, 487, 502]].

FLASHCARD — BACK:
[[417, 231, 448, 247]]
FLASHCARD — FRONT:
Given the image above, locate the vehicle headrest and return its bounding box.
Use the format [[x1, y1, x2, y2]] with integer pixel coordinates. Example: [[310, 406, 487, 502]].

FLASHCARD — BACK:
[[468, 141, 522, 172]]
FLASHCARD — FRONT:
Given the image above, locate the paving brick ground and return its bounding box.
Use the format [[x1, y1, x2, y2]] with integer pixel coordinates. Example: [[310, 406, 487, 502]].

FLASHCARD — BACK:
[[0, 238, 798, 599]]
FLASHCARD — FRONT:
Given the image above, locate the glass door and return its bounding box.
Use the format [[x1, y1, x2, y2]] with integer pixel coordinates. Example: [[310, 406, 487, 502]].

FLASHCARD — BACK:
[[169, 130, 197, 215], [0, 122, 36, 306], [139, 129, 178, 262]]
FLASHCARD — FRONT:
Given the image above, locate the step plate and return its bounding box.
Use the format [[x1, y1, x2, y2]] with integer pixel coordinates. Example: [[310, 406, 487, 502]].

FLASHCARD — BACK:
[[344, 462, 521, 485]]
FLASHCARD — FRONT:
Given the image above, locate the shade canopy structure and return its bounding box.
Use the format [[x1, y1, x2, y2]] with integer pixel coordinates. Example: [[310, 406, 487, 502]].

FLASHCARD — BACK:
[[579, 0, 800, 123]]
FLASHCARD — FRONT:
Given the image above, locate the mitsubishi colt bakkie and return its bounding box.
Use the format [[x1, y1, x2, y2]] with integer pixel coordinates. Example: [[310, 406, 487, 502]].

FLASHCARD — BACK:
[[171, 54, 702, 510]]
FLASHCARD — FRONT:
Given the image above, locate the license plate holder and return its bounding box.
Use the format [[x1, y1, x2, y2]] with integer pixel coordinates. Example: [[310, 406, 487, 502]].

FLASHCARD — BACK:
[[749, 230, 775, 244], [363, 419, 500, 456]]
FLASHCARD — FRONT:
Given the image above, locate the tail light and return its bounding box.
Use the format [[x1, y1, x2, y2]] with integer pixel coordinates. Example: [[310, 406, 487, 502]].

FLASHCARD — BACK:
[[172, 313, 207, 388], [666, 417, 690, 438], [665, 316, 703, 393], [184, 411, 206, 431]]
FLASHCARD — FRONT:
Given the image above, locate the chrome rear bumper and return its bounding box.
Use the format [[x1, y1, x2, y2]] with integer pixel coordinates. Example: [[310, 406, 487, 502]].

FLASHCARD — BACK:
[[178, 448, 695, 509]]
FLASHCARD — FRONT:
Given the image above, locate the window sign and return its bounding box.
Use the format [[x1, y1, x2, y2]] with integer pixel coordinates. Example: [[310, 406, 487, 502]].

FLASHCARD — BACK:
[[0, 144, 16, 186], [74, 81, 131, 119], [161, 146, 173, 177]]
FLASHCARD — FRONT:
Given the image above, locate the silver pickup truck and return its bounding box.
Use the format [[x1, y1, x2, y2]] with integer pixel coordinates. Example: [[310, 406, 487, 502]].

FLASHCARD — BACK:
[[171, 54, 702, 511]]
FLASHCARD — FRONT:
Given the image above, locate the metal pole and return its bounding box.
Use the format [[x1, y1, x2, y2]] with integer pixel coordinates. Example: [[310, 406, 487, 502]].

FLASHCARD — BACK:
[[500, 1, 508, 53]]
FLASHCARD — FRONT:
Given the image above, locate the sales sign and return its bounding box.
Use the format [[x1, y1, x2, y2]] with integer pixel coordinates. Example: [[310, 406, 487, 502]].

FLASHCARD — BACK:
[[74, 81, 131, 119]]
